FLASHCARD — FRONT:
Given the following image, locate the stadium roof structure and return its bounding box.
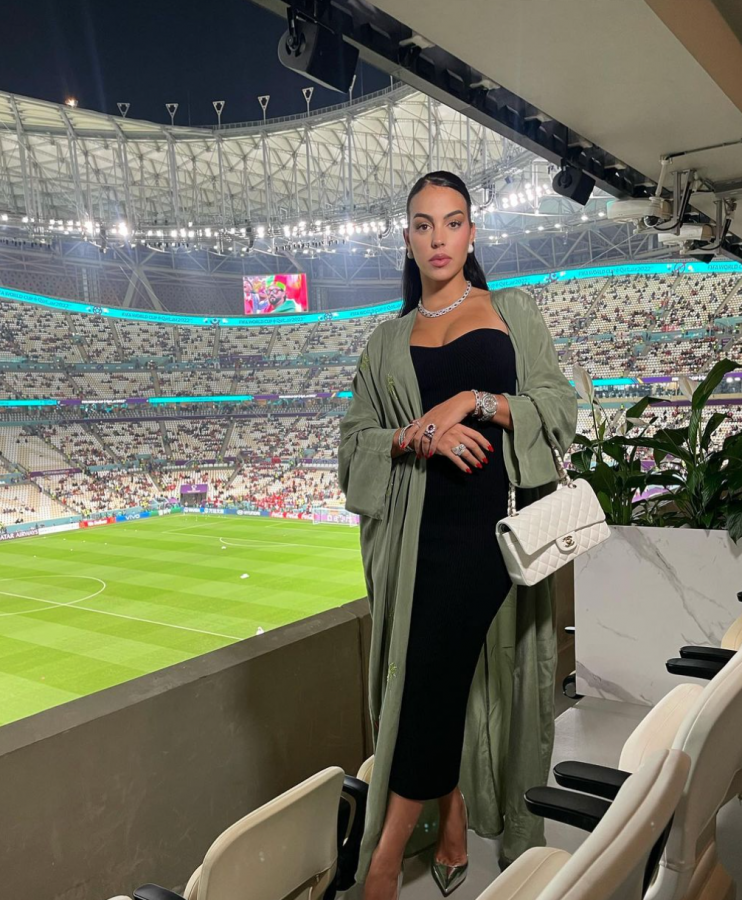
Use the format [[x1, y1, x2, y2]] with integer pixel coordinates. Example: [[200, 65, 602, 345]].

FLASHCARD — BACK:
[[0, 78, 646, 260], [0, 82, 538, 233], [248, 0, 742, 263]]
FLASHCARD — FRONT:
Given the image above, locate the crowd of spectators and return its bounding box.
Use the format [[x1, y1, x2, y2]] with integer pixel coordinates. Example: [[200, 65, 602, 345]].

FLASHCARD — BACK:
[[0, 270, 741, 526]]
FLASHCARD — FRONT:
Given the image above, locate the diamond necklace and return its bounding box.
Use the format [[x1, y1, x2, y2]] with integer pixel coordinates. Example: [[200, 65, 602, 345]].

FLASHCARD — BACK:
[[417, 280, 472, 318]]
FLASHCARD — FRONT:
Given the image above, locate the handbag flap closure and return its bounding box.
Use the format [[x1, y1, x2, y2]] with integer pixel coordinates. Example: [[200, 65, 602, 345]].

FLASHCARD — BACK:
[[497, 480, 606, 557], [555, 532, 578, 552]]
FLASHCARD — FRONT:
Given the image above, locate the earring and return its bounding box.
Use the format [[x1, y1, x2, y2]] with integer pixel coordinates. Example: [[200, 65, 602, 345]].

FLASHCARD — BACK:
[[407, 249, 414, 259], [468, 243, 474, 253]]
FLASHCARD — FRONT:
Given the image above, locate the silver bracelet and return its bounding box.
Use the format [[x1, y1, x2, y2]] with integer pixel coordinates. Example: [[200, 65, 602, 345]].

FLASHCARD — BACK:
[[398, 421, 419, 452]]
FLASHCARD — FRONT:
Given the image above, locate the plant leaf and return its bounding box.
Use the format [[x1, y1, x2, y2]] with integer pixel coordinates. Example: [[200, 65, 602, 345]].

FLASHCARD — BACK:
[[725, 501, 742, 543], [569, 448, 594, 473], [700, 411, 728, 453], [690, 357, 740, 411], [572, 362, 595, 403], [625, 395, 665, 419], [677, 375, 699, 400]]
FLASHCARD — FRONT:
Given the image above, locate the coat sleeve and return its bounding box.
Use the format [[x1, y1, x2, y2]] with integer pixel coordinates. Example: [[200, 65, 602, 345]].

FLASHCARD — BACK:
[[500, 288, 578, 489], [337, 329, 400, 520]]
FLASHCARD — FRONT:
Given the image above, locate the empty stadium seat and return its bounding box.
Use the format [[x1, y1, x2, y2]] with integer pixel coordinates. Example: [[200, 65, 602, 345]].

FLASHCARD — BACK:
[[106, 765, 371, 900], [473, 748, 690, 900], [527, 642, 742, 900], [665, 594, 742, 681], [131, 766, 345, 900]]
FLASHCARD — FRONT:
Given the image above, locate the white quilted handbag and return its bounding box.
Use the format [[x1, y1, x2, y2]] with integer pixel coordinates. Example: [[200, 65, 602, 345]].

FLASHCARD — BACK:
[[496, 401, 610, 587]]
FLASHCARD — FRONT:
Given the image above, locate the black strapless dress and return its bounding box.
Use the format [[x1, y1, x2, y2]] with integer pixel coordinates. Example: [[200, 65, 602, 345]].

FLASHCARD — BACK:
[[388, 327, 516, 800]]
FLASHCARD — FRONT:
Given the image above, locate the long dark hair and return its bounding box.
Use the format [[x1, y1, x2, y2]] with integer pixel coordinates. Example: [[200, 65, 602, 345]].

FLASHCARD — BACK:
[[397, 170, 489, 318]]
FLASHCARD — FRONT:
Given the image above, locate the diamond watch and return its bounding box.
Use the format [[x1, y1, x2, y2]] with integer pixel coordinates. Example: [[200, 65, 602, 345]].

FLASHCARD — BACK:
[[478, 390, 499, 422]]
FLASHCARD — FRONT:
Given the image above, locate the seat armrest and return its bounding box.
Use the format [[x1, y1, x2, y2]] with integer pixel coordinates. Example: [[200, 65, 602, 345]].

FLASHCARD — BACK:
[[340, 774, 368, 848], [133, 886, 185, 900], [666, 657, 727, 680], [553, 761, 632, 800], [331, 775, 369, 892], [524, 786, 611, 832], [679, 646, 735, 664]]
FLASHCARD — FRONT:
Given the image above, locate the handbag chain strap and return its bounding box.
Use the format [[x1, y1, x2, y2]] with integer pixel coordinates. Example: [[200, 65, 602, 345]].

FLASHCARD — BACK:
[[507, 393, 573, 517]]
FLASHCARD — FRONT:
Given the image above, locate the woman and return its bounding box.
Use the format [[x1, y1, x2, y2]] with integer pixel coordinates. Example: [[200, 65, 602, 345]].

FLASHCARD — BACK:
[[338, 171, 577, 900]]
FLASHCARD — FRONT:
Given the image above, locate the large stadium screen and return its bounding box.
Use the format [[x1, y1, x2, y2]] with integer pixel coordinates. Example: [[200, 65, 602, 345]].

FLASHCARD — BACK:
[[243, 274, 308, 315]]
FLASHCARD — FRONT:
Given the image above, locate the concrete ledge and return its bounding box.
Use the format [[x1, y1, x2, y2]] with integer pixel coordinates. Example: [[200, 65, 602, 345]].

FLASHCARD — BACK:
[[0, 597, 372, 900]]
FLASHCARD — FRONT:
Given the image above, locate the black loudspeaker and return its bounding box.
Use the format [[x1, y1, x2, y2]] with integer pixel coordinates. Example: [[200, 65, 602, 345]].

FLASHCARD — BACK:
[[552, 165, 595, 207], [278, 21, 358, 93]]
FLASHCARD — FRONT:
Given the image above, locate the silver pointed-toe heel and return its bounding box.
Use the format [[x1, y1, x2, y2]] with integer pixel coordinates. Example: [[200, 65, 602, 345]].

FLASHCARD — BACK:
[[431, 790, 469, 896]]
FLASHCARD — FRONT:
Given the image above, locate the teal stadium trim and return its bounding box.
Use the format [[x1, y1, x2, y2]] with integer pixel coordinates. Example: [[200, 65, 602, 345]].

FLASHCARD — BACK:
[[0, 398, 58, 406], [148, 395, 254, 404], [1, 260, 740, 326], [0, 262, 739, 405]]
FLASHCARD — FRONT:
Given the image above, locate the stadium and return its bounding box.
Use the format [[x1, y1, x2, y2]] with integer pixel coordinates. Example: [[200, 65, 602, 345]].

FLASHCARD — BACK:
[[1, 2, 742, 900]]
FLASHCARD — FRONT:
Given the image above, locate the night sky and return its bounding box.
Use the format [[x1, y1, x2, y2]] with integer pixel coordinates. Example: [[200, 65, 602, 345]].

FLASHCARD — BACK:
[[1, 0, 390, 125]]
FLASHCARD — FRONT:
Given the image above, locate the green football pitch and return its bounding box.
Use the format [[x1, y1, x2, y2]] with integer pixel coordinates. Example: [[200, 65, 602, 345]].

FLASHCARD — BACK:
[[0, 514, 365, 727]]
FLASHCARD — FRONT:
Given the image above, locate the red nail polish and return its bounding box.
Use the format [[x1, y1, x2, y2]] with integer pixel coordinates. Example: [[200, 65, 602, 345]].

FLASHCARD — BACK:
[[466, 467, 472, 474], [475, 462, 482, 468], [482, 457, 489, 464], [487, 444, 493, 451]]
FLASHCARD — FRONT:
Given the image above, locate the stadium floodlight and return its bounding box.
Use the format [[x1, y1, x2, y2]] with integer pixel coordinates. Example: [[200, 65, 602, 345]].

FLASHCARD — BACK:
[[65, 97, 78, 108]]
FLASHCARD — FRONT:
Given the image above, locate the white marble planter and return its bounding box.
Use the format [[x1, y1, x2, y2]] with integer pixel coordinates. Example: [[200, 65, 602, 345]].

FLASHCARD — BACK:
[[574, 524, 742, 706]]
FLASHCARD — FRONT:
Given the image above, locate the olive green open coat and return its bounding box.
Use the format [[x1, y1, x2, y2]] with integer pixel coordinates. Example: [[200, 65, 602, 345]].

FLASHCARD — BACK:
[[337, 287, 578, 883]]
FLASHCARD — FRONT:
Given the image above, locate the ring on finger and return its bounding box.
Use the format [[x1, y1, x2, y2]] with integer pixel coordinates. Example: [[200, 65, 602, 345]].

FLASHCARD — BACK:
[[452, 443, 467, 456]]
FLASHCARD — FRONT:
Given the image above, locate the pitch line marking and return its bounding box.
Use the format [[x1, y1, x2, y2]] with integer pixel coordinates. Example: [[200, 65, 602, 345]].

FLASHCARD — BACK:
[[162, 527, 357, 552], [0, 575, 241, 640], [217, 536, 358, 552], [62, 604, 242, 641], [0, 576, 107, 617]]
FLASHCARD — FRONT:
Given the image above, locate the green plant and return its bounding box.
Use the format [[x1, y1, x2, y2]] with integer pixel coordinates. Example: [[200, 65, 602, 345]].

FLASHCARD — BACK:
[[566, 357, 742, 543]]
